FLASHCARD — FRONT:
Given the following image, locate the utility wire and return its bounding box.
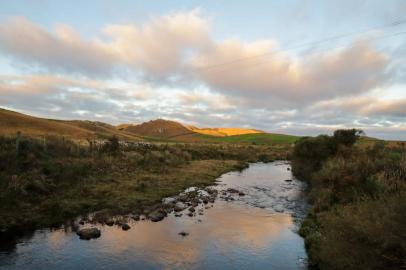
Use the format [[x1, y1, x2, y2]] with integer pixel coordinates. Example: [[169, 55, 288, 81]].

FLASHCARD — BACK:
[[191, 17, 406, 72], [196, 30, 406, 74]]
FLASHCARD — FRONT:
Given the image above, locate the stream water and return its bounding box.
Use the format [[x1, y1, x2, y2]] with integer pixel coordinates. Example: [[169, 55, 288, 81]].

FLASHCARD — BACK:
[[0, 161, 308, 269]]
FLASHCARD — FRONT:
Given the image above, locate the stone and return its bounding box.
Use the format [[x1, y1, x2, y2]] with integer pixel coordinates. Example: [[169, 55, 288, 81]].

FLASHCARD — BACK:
[[148, 209, 167, 222], [174, 202, 187, 212], [105, 219, 114, 226], [77, 228, 101, 240], [122, 223, 131, 231], [178, 231, 189, 237]]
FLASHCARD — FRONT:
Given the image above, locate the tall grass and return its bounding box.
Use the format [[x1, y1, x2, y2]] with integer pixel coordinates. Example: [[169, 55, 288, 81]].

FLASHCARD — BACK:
[[292, 130, 406, 269], [0, 134, 290, 233]]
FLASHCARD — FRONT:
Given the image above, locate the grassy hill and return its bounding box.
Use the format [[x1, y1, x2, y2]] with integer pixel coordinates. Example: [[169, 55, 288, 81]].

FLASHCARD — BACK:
[[0, 108, 143, 141], [120, 119, 195, 139], [188, 127, 263, 137]]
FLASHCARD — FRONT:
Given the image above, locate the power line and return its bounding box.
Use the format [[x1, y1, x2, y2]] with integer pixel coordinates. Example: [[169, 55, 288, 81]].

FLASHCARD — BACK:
[[196, 30, 406, 74], [191, 17, 406, 72]]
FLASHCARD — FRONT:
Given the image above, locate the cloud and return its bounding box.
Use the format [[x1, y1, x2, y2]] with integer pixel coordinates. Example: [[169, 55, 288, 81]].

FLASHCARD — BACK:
[[193, 39, 389, 106], [0, 11, 404, 140], [0, 17, 115, 76], [104, 9, 210, 77]]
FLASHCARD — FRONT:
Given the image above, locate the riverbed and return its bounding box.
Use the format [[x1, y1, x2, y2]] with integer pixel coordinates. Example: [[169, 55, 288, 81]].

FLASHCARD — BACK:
[[0, 161, 308, 269]]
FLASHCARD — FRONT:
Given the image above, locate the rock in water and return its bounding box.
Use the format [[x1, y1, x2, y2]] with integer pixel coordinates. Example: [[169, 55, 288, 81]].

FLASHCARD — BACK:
[[174, 202, 187, 212], [122, 223, 131, 231], [178, 231, 189, 237], [105, 219, 114, 226], [77, 228, 101, 240], [148, 209, 167, 222]]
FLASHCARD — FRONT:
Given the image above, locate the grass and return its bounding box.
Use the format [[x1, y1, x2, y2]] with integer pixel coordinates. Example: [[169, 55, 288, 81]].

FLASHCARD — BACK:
[[292, 131, 406, 270], [198, 133, 299, 145], [0, 108, 143, 141], [0, 135, 290, 233]]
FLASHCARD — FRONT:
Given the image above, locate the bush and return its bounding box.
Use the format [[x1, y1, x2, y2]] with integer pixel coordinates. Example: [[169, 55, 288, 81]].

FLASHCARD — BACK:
[[292, 130, 406, 270]]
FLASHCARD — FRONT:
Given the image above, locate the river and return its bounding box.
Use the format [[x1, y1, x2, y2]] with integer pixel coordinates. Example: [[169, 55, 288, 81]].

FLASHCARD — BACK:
[[0, 161, 308, 269]]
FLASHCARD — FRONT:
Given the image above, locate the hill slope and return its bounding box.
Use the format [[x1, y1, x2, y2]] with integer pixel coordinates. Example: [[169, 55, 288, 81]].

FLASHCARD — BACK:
[[121, 119, 195, 139], [0, 108, 142, 141], [188, 127, 264, 137]]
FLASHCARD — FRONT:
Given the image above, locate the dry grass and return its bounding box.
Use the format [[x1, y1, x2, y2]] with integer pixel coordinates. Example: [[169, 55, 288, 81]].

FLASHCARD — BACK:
[[188, 127, 263, 137], [0, 108, 142, 141]]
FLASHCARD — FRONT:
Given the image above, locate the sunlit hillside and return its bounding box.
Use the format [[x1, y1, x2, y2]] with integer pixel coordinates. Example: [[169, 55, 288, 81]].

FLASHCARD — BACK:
[[0, 108, 143, 141], [188, 127, 264, 137]]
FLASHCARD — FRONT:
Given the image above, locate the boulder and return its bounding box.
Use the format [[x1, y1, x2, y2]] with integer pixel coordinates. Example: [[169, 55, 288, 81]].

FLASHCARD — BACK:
[[122, 223, 131, 231], [189, 207, 195, 213], [148, 209, 167, 222], [77, 228, 101, 240], [105, 219, 114, 226], [174, 202, 187, 212]]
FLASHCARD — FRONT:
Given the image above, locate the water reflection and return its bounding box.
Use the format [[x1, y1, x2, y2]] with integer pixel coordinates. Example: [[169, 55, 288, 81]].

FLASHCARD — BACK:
[[0, 162, 307, 270]]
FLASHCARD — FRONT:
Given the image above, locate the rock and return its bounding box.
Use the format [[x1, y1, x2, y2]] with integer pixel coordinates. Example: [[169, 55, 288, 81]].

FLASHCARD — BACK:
[[209, 198, 215, 203], [191, 201, 198, 208], [162, 197, 176, 205], [238, 192, 245, 196], [178, 231, 189, 237], [174, 213, 183, 217], [77, 228, 101, 240], [227, 188, 239, 193], [284, 179, 293, 182], [187, 212, 194, 217], [202, 199, 209, 204], [133, 215, 140, 221], [174, 202, 187, 212], [189, 207, 195, 213], [105, 219, 114, 226], [205, 187, 217, 193], [287, 167, 291, 171], [148, 209, 167, 222], [122, 223, 131, 231]]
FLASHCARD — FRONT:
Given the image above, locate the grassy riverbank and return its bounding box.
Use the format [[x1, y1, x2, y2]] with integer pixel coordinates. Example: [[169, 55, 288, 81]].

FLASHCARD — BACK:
[[292, 130, 406, 270], [0, 135, 290, 233]]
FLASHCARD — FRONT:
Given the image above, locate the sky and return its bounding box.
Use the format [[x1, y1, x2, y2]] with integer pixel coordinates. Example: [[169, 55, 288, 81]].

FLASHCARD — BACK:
[[0, 0, 405, 140]]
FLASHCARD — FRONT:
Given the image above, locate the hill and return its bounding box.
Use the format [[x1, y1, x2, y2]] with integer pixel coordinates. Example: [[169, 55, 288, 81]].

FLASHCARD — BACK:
[[0, 108, 142, 141], [0, 108, 300, 144], [120, 119, 195, 139], [188, 127, 264, 137]]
